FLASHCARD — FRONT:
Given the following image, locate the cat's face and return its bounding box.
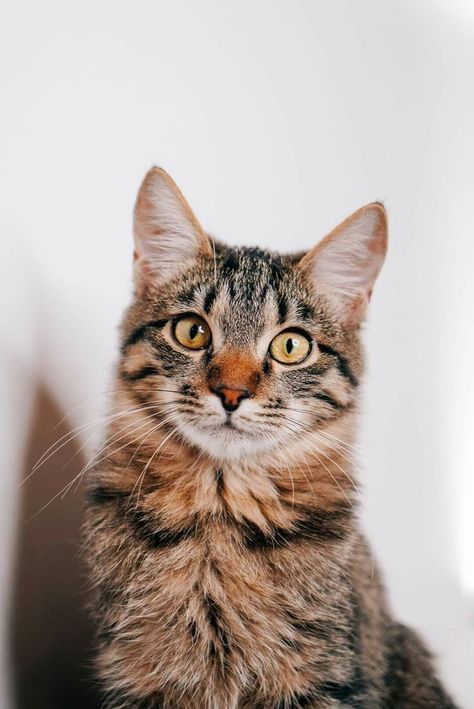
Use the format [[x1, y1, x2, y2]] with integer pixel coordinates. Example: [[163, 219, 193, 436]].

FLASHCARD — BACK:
[[120, 168, 387, 462]]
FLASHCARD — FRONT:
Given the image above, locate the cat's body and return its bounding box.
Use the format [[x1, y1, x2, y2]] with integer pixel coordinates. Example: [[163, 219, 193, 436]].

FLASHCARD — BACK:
[[83, 169, 456, 708]]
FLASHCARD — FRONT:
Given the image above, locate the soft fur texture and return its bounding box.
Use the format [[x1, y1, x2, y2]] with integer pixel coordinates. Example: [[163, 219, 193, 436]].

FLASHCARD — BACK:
[[83, 168, 456, 708]]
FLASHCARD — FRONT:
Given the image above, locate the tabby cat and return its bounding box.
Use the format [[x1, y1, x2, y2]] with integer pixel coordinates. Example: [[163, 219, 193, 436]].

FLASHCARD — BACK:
[[83, 168, 457, 708]]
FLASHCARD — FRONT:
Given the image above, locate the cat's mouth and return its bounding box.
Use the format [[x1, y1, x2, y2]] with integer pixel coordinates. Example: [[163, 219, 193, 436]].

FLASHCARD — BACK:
[[179, 413, 273, 460], [209, 418, 246, 436]]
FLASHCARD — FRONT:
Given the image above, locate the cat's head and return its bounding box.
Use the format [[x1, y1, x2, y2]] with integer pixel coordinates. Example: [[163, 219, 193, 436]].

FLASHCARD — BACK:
[[119, 168, 387, 461]]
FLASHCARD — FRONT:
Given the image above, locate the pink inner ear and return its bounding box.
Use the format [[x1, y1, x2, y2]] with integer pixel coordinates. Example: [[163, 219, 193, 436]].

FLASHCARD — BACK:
[[132, 167, 212, 286], [297, 203, 387, 326], [346, 292, 369, 327]]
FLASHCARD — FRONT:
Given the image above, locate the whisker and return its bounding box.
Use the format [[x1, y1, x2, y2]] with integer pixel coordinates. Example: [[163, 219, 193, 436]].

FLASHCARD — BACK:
[[279, 414, 361, 471], [48, 412, 182, 513], [316, 427, 361, 454], [51, 386, 182, 431], [266, 428, 296, 509], [27, 402, 164, 479], [283, 421, 360, 496], [268, 430, 354, 508], [306, 439, 359, 494], [125, 410, 183, 475], [314, 451, 354, 507], [269, 405, 360, 466], [61, 399, 184, 470], [29, 393, 190, 481], [84, 410, 181, 480], [277, 403, 361, 454], [312, 430, 360, 468], [131, 418, 186, 506], [272, 425, 317, 502], [210, 235, 218, 287]]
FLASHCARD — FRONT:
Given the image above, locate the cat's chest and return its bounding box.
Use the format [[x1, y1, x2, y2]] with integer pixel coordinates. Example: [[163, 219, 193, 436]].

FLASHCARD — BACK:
[[137, 464, 311, 661], [152, 519, 279, 635], [94, 464, 353, 705], [137, 523, 315, 704]]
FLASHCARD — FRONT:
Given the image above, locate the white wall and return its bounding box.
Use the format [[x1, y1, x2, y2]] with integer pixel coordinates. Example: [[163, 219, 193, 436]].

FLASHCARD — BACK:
[[1, 1, 473, 706]]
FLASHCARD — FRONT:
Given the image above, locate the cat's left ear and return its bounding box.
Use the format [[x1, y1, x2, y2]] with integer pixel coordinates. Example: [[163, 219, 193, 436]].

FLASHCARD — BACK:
[[133, 167, 212, 288], [298, 203, 388, 325]]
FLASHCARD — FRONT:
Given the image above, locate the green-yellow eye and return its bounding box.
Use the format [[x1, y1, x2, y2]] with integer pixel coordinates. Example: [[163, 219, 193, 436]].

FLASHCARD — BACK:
[[269, 330, 312, 364], [173, 315, 211, 350]]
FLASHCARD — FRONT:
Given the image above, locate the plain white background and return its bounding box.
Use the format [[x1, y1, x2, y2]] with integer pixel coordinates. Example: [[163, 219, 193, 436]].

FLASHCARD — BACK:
[[1, 1, 473, 706]]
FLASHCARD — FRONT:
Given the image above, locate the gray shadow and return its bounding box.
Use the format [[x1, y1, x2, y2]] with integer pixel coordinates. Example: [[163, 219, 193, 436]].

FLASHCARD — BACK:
[[9, 383, 101, 708]]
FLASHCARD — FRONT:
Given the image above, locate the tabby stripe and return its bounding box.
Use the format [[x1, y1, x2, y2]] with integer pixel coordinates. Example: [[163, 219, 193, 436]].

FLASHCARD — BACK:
[[223, 251, 239, 272], [127, 510, 198, 550], [215, 468, 224, 495], [86, 486, 128, 506], [88, 488, 198, 549], [121, 319, 167, 351], [296, 301, 314, 321], [121, 365, 160, 382], [280, 635, 302, 652], [286, 615, 335, 641], [314, 391, 345, 409], [318, 343, 359, 387], [188, 619, 199, 643], [320, 677, 365, 704], [203, 594, 231, 653], [203, 285, 217, 313], [240, 507, 351, 550], [103, 688, 159, 709], [277, 693, 313, 708], [277, 295, 288, 324], [282, 677, 365, 708], [178, 285, 198, 305]]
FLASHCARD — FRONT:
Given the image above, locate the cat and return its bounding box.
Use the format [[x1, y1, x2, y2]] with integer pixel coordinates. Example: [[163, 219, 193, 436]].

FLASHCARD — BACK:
[[83, 167, 457, 708]]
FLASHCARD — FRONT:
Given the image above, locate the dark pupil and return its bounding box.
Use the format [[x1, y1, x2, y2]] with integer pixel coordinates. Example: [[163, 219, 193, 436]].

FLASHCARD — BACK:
[[285, 337, 297, 354], [189, 323, 199, 340]]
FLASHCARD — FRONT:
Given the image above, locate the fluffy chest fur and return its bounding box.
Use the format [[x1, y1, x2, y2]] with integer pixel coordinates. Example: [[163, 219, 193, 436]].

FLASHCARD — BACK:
[[85, 426, 362, 708]]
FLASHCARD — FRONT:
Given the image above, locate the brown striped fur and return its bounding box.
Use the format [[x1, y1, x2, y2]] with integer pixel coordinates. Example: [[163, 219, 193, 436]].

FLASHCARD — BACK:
[[83, 169, 457, 708]]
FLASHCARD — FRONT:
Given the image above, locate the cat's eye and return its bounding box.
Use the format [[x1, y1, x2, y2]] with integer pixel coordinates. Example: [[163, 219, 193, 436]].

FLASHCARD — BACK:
[[269, 330, 312, 365], [173, 314, 211, 350]]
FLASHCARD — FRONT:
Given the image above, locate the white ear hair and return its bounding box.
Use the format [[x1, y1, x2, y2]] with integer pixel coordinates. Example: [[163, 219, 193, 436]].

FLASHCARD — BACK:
[[133, 167, 211, 286], [298, 203, 387, 324]]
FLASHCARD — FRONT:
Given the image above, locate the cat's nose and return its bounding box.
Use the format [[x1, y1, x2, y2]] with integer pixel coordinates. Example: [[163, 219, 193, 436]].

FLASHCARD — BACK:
[[211, 385, 251, 412]]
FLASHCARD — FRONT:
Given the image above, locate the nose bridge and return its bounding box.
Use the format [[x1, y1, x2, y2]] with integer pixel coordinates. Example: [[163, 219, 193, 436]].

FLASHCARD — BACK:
[[208, 348, 261, 393]]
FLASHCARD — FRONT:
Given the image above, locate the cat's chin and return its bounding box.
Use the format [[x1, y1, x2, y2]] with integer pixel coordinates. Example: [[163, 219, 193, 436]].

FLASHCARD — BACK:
[[179, 422, 275, 461]]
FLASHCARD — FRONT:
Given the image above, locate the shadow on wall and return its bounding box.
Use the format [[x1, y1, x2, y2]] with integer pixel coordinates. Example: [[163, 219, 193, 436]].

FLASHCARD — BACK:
[[9, 383, 101, 709]]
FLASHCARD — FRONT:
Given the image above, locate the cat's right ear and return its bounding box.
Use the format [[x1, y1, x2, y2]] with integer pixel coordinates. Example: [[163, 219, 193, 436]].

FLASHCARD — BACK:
[[297, 203, 388, 326], [133, 167, 212, 290]]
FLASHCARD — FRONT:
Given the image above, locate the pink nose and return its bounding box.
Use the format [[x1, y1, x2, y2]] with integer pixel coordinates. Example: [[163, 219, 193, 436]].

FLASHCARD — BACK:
[[211, 386, 251, 412]]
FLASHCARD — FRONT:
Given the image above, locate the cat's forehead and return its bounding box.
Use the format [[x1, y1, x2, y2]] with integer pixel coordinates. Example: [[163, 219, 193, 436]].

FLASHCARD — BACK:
[[218, 246, 288, 309], [174, 245, 316, 346]]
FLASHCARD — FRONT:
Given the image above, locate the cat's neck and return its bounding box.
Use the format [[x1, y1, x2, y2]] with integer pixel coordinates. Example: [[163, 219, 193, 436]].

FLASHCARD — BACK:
[[96, 401, 359, 533]]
